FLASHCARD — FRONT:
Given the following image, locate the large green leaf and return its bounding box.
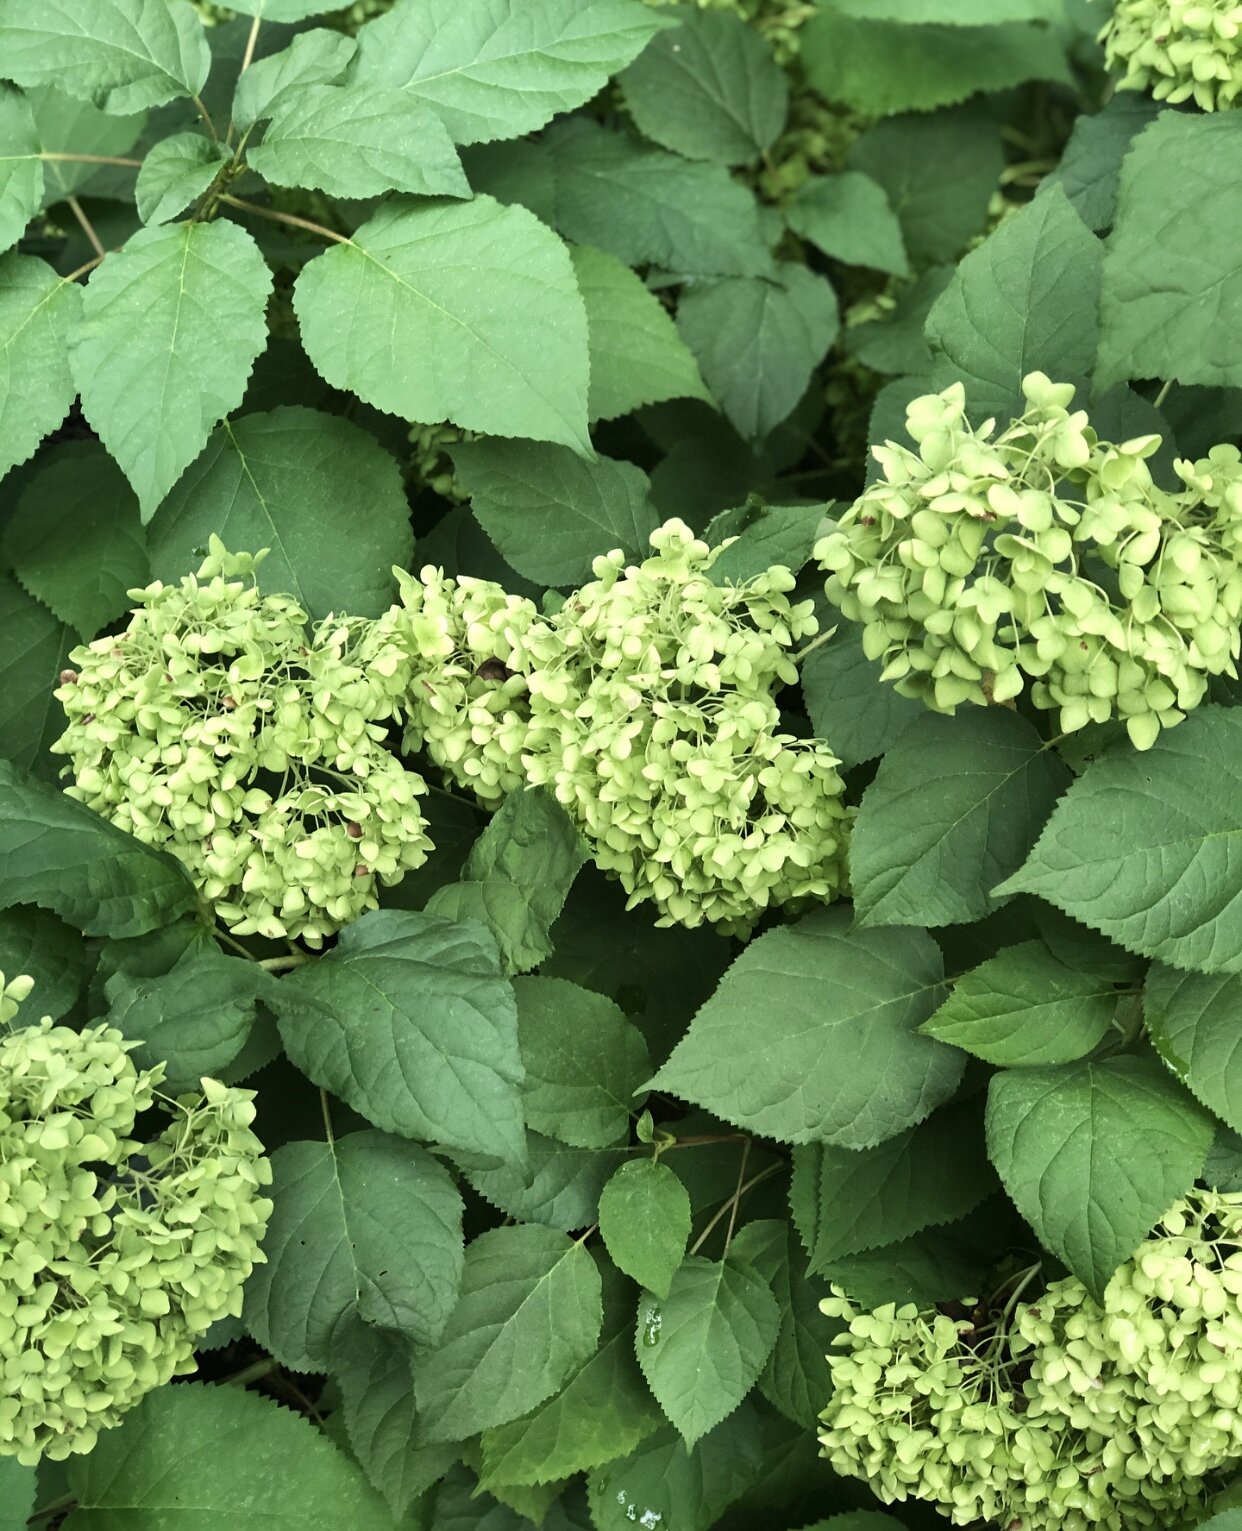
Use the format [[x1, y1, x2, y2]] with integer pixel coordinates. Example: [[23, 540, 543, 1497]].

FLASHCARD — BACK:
[[28, 85, 146, 204], [232, 29, 357, 129], [0, 84, 41, 254], [104, 945, 269, 1093], [1099, 112, 1242, 390], [851, 709, 1069, 929], [331, 1326, 457, 1518], [996, 707, 1242, 973], [0, 572, 76, 782], [244, 1129, 465, 1366], [799, 615, 920, 770], [586, 1404, 764, 1531], [571, 244, 711, 421], [636, 1252, 779, 1447], [249, 82, 467, 199], [757, 1225, 838, 1429], [1146, 965, 1242, 1135], [293, 195, 591, 452], [351, 0, 671, 145], [63, 1383, 392, 1531], [466, 1129, 627, 1232], [480, 1263, 662, 1487], [927, 187, 1102, 424], [514, 974, 650, 1148], [415, 1223, 604, 1443], [800, 7, 1069, 115], [0, 905, 86, 1025], [704, 501, 827, 584], [70, 220, 272, 518], [453, 438, 658, 586], [149, 407, 412, 622], [676, 264, 839, 442], [0, 0, 210, 115], [0, 758, 197, 936], [425, 786, 587, 975], [0, 1456, 35, 1530], [134, 131, 225, 225], [598, 1158, 691, 1301], [846, 105, 1003, 267], [1037, 92, 1161, 234], [986, 1055, 1213, 1298], [919, 939, 1120, 1066], [652, 908, 961, 1148], [785, 172, 908, 278], [528, 117, 774, 278], [791, 1098, 996, 1270], [618, 7, 787, 165], [0, 253, 81, 481], [5, 441, 146, 639], [270, 908, 525, 1167]]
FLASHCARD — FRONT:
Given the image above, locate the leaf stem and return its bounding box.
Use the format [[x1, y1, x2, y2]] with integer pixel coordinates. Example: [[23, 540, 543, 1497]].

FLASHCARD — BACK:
[[63, 253, 105, 284], [688, 1163, 781, 1257], [193, 93, 220, 143], [66, 195, 105, 259], [223, 1357, 279, 1387], [1154, 378, 1175, 410], [27, 1495, 76, 1525], [214, 926, 261, 961], [259, 952, 315, 973], [40, 151, 142, 168], [722, 1139, 750, 1255], [320, 1088, 336, 1148], [239, 14, 262, 75], [791, 627, 836, 665], [218, 193, 352, 245]]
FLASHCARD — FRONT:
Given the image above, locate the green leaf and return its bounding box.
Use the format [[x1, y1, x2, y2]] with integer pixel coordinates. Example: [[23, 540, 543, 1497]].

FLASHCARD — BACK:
[[532, 117, 774, 278], [515, 974, 651, 1149], [134, 130, 225, 224], [63, 1382, 392, 1531], [351, 0, 671, 146], [703, 502, 828, 584], [4, 441, 147, 639], [0, 571, 76, 782], [785, 172, 908, 277], [586, 1402, 763, 1531], [919, 939, 1120, 1066], [790, 1097, 996, 1270], [618, 7, 787, 165], [331, 1326, 457, 1518], [0, 253, 82, 481], [636, 1252, 779, 1447], [799, 615, 920, 770], [466, 1129, 627, 1232], [249, 83, 467, 199], [851, 709, 1070, 929], [224, 0, 341, 19], [800, 7, 1069, 115], [70, 220, 272, 518], [652, 908, 961, 1148], [676, 264, 838, 441], [0, 0, 210, 115], [0, 1460, 35, 1531], [480, 1262, 662, 1487], [0, 906, 86, 1024], [995, 707, 1242, 974], [598, 1158, 692, 1300], [28, 85, 146, 204], [233, 29, 356, 130], [1037, 92, 1161, 234], [294, 194, 590, 452], [453, 438, 658, 587], [756, 1226, 837, 1429], [927, 187, 1102, 423], [847, 265, 954, 376], [148, 407, 412, 622], [846, 105, 1003, 267], [270, 908, 525, 1167], [1146, 965, 1242, 1135], [415, 1224, 604, 1443], [425, 786, 587, 975], [985, 1055, 1213, 1298], [0, 84, 41, 253], [245, 1129, 465, 1366], [0, 758, 197, 936], [103, 945, 268, 1092], [570, 244, 711, 421], [1099, 112, 1242, 390]]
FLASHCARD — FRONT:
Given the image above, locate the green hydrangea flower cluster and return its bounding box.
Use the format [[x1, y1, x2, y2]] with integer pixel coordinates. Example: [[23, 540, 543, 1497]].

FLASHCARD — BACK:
[[376, 566, 543, 808], [407, 423, 470, 503], [51, 539, 431, 946], [815, 372, 1242, 749], [820, 1188, 1242, 1529], [0, 991, 272, 1465], [521, 520, 852, 934], [1100, 0, 1242, 112]]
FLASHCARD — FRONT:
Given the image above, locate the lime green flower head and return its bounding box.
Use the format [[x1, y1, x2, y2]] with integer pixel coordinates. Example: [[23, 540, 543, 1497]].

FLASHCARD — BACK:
[[1100, 0, 1242, 112]]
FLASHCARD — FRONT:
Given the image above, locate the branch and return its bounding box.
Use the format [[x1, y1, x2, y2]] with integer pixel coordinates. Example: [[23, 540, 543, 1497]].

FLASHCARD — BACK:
[[218, 193, 352, 245]]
